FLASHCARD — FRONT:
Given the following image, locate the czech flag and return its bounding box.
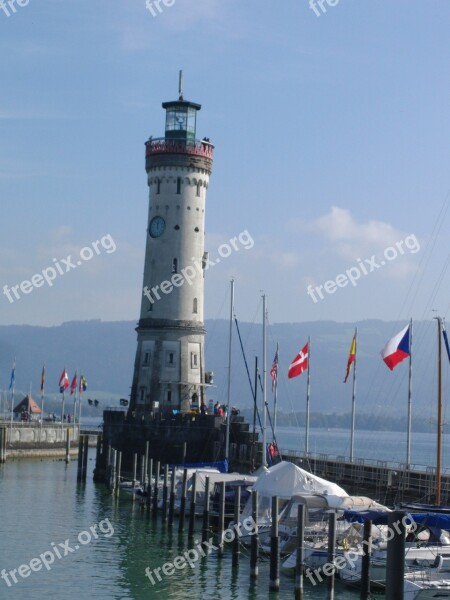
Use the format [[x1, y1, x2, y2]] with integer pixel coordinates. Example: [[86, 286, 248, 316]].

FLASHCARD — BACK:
[[381, 324, 411, 371], [288, 343, 309, 379]]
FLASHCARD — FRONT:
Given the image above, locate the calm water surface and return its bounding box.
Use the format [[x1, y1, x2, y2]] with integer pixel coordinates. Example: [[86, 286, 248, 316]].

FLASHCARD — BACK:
[[0, 448, 383, 600]]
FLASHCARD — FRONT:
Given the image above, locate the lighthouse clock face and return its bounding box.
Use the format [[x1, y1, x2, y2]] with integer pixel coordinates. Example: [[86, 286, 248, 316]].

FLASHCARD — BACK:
[[149, 216, 166, 238]]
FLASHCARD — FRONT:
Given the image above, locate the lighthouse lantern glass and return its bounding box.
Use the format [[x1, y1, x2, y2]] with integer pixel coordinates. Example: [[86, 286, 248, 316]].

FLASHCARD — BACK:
[[165, 104, 197, 144]]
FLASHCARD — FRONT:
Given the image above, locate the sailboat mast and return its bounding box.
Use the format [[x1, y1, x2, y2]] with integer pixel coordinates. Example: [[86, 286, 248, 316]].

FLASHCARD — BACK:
[[350, 328, 357, 461], [273, 344, 278, 439], [224, 278, 234, 463], [436, 316, 443, 505], [406, 319, 413, 469], [262, 294, 267, 468]]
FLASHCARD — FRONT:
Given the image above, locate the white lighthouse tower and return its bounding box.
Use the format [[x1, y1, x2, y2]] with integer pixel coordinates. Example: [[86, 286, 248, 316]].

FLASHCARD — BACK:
[[130, 75, 214, 418]]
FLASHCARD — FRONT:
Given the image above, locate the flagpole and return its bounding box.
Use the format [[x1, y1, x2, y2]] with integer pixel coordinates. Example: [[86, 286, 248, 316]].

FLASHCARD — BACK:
[[435, 316, 443, 505], [225, 278, 234, 465], [406, 319, 413, 469], [10, 359, 15, 433], [273, 343, 279, 439], [350, 328, 357, 461], [262, 293, 267, 468], [305, 336, 311, 454], [40, 365, 45, 440]]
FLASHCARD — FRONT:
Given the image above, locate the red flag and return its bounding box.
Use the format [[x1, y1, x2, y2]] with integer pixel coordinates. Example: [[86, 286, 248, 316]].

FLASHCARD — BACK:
[[288, 343, 309, 379], [70, 373, 77, 395], [59, 369, 69, 393], [343, 335, 356, 383]]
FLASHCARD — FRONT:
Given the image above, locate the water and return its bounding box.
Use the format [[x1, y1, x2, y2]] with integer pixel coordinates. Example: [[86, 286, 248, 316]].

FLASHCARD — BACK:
[[0, 450, 380, 599], [275, 425, 449, 472]]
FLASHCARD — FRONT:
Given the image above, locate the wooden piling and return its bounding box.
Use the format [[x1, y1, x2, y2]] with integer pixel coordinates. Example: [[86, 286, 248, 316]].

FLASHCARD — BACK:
[[201, 476, 210, 544], [110, 449, 116, 492], [232, 485, 241, 569], [385, 511, 405, 600], [269, 495, 280, 591], [152, 461, 160, 517], [144, 441, 149, 488], [250, 490, 259, 579], [218, 481, 225, 558], [182, 442, 187, 464], [115, 451, 122, 497], [294, 503, 305, 600], [146, 458, 153, 511], [188, 472, 197, 540], [360, 519, 372, 600], [178, 468, 188, 533], [64, 427, 71, 464], [326, 512, 337, 600], [162, 464, 169, 524], [77, 434, 84, 481], [82, 434, 89, 480], [132, 453, 137, 487], [168, 467, 176, 526]]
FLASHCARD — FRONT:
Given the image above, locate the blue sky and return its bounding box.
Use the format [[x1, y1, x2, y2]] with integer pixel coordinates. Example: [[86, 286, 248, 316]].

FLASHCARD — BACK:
[[0, 0, 449, 326]]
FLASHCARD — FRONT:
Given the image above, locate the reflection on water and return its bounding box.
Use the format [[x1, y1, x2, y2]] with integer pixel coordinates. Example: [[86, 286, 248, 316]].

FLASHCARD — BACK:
[[0, 449, 384, 599]]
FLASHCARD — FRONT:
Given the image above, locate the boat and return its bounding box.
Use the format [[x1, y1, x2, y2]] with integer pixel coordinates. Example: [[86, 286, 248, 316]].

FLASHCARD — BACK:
[[404, 569, 450, 599]]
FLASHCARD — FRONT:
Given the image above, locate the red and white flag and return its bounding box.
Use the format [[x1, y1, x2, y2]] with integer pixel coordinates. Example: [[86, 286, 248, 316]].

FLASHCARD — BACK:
[[288, 343, 309, 379], [59, 369, 69, 393]]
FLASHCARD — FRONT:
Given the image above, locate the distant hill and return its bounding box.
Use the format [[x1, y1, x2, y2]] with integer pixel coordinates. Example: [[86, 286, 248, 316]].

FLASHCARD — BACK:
[[0, 319, 444, 422]]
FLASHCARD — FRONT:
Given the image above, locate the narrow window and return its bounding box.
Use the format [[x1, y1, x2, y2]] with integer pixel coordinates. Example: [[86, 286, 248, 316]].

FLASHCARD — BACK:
[[166, 351, 175, 366], [176, 177, 181, 194], [191, 352, 199, 369], [196, 182, 201, 197], [139, 388, 145, 403], [167, 390, 172, 403], [148, 302, 153, 312], [156, 179, 161, 194], [172, 258, 178, 273], [143, 352, 149, 366], [193, 298, 198, 314]]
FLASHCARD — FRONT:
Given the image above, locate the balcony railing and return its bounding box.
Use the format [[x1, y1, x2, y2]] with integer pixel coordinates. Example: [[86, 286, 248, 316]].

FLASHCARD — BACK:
[[145, 137, 214, 160]]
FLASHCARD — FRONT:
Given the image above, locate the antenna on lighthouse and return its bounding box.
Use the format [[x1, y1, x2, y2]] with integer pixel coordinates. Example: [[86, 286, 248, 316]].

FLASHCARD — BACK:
[[178, 70, 184, 100]]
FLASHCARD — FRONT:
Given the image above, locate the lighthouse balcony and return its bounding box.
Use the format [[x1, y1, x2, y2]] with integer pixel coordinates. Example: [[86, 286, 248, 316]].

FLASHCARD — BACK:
[[145, 137, 214, 159]]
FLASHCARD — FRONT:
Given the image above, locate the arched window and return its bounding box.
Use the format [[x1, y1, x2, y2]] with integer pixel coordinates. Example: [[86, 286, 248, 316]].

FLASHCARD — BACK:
[[172, 258, 178, 273], [156, 179, 161, 194], [193, 298, 198, 313], [196, 182, 201, 197]]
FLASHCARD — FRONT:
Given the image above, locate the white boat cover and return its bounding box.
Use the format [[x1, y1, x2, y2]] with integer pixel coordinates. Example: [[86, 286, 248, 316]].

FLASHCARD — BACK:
[[251, 461, 347, 498]]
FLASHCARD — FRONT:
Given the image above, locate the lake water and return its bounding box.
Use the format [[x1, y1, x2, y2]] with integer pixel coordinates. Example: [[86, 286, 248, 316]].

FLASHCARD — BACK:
[[4, 423, 443, 599]]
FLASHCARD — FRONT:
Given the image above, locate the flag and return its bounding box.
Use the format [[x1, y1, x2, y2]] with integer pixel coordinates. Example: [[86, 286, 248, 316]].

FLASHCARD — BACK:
[[79, 375, 87, 393], [442, 321, 450, 365], [59, 369, 69, 393], [9, 362, 15, 390], [270, 346, 279, 392], [381, 324, 411, 371], [288, 343, 309, 379], [70, 373, 77, 395], [343, 335, 356, 383], [40, 365, 45, 394]]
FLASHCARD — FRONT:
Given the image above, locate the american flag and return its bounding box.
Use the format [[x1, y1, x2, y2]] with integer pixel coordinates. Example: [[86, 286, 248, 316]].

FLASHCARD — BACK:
[[270, 346, 279, 393]]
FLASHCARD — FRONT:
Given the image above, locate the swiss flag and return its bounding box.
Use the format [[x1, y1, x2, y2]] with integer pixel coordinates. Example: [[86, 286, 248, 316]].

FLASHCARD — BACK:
[[59, 369, 69, 393], [288, 343, 309, 378]]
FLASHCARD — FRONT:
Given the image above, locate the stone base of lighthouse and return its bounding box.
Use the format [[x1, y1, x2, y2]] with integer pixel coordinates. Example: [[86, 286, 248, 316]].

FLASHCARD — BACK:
[[130, 318, 206, 418]]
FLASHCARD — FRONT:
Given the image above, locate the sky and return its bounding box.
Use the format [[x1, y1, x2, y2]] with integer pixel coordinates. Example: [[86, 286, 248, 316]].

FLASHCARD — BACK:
[[0, 0, 449, 327]]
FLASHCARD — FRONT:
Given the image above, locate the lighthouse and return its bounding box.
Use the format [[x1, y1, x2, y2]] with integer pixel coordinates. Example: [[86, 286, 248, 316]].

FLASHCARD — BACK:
[[129, 75, 214, 418]]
